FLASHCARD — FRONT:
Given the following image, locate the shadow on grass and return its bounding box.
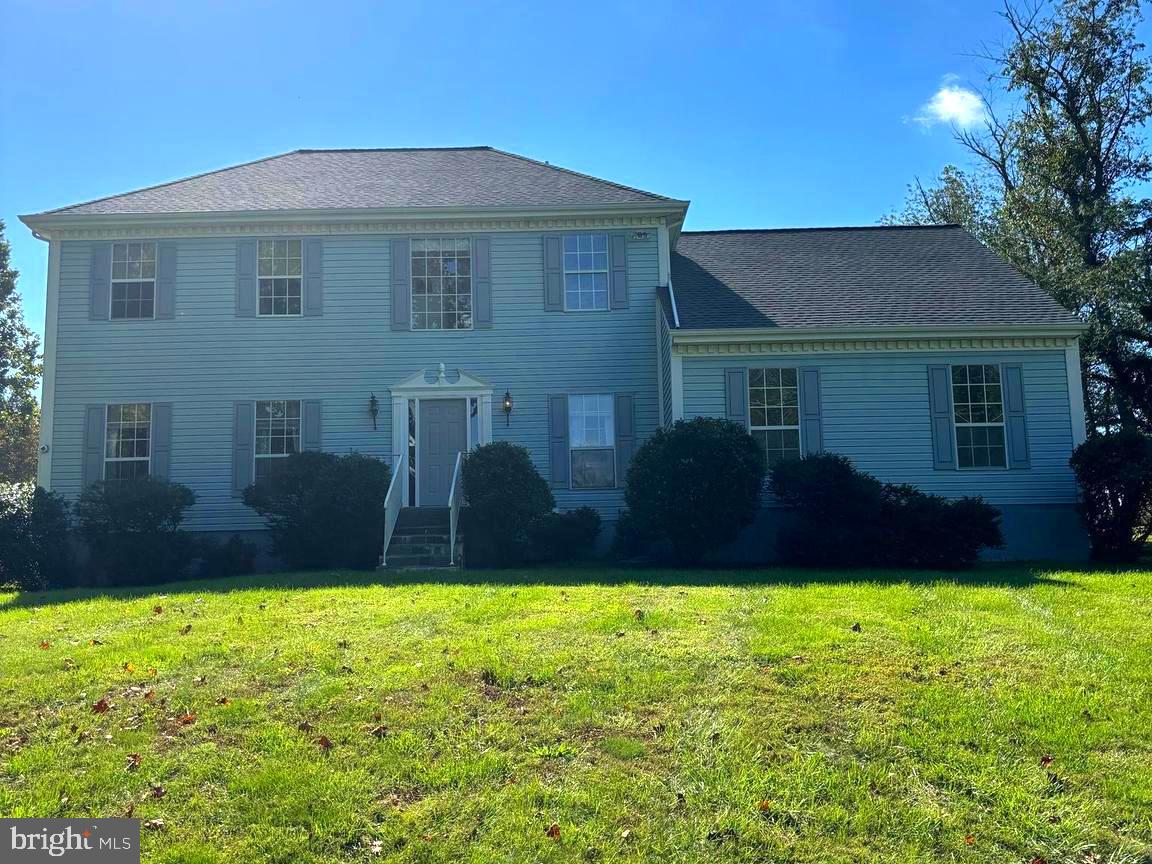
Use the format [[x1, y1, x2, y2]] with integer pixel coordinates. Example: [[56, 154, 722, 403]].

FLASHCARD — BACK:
[[0, 562, 1093, 611]]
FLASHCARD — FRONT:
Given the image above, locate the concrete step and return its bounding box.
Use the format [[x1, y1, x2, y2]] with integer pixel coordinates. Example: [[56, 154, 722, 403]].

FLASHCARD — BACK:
[[390, 531, 451, 544], [395, 507, 451, 530], [388, 542, 459, 557], [384, 553, 457, 568]]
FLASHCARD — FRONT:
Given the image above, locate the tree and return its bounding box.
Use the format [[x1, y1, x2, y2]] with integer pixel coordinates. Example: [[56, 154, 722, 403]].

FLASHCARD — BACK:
[[0, 221, 42, 482], [888, 0, 1152, 435]]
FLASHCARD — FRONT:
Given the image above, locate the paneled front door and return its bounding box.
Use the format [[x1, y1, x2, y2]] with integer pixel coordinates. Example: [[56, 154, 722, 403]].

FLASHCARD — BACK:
[[419, 399, 467, 506]]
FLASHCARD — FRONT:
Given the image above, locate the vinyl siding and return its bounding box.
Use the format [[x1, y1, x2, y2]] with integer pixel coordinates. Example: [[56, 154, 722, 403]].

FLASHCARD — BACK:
[[51, 231, 660, 530], [682, 350, 1078, 505]]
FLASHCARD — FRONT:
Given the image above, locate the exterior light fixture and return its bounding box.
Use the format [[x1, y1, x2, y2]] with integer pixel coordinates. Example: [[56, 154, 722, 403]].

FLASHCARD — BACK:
[[502, 391, 514, 425], [368, 393, 380, 431]]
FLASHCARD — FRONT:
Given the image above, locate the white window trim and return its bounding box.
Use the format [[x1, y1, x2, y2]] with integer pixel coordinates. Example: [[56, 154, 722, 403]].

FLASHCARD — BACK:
[[951, 364, 1008, 471], [747, 367, 803, 459], [109, 241, 157, 321], [562, 233, 610, 313], [256, 239, 304, 318], [253, 399, 302, 480], [410, 236, 475, 332], [569, 392, 616, 490], [102, 402, 152, 480]]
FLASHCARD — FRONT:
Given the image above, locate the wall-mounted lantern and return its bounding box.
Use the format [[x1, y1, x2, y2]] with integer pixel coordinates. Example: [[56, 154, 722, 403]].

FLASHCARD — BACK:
[[368, 393, 380, 431], [502, 391, 514, 426]]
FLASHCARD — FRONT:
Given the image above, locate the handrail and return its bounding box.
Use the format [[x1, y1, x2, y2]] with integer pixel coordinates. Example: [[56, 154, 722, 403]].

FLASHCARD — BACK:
[[447, 450, 464, 566], [381, 448, 407, 567]]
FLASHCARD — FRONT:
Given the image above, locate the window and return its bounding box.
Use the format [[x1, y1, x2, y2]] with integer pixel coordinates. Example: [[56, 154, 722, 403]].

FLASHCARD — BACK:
[[111, 242, 156, 319], [255, 400, 300, 484], [952, 364, 1006, 468], [749, 368, 801, 467], [104, 403, 151, 480], [412, 237, 472, 330], [563, 234, 609, 311], [258, 240, 302, 316], [569, 394, 615, 488]]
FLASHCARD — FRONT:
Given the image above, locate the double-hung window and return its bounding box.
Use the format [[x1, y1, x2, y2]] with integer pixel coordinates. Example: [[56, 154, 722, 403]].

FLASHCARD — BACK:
[[952, 364, 1006, 468], [104, 403, 151, 480], [255, 400, 301, 484], [412, 237, 472, 330], [563, 234, 609, 311], [569, 394, 615, 488], [258, 240, 302, 316], [111, 242, 156, 319], [748, 368, 801, 467]]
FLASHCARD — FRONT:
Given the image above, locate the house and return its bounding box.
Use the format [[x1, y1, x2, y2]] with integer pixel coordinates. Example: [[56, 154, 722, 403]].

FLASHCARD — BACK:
[[19, 147, 1089, 565]]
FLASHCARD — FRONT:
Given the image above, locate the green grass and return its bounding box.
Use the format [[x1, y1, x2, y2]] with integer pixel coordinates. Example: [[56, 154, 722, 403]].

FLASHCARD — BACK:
[[1, 566, 1150, 863]]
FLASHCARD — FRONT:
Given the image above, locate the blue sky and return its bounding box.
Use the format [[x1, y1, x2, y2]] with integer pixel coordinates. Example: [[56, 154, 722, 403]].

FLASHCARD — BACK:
[[0, 0, 1076, 344]]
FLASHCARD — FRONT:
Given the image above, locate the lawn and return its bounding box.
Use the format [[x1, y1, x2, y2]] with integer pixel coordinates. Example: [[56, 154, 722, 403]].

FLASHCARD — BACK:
[[0, 567, 1150, 864]]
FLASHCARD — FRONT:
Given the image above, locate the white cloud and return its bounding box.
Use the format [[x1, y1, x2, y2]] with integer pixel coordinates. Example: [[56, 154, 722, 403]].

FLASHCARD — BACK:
[[913, 81, 987, 129]]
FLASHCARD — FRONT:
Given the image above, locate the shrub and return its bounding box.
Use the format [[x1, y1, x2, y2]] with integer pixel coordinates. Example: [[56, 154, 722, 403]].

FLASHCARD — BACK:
[[0, 484, 71, 590], [76, 477, 196, 585], [621, 418, 765, 564], [195, 534, 258, 580], [243, 451, 390, 570], [1070, 429, 1152, 561], [528, 507, 601, 562], [462, 442, 554, 567], [770, 453, 1003, 569]]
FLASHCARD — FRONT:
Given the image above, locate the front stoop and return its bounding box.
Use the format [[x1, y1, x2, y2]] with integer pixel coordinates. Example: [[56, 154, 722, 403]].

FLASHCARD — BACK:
[[381, 507, 463, 569]]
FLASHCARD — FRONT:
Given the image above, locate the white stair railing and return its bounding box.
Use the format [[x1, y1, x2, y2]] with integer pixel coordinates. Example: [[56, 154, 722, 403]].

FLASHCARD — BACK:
[[381, 449, 408, 567], [448, 450, 464, 566]]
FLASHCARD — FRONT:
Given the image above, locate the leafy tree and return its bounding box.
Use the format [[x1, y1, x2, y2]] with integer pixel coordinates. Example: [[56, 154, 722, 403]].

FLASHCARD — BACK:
[[888, 0, 1152, 435], [0, 221, 42, 482]]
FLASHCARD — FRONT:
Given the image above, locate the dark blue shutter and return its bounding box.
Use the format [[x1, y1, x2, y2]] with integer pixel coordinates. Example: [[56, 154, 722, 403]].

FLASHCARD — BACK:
[[304, 238, 323, 316], [614, 393, 635, 487], [90, 244, 111, 320], [302, 400, 322, 450], [798, 368, 823, 456], [609, 233, 628, 309], [549, 395, 569, 487], [391, 238, 411, 330], [232, 401, 254, 496], [151, 403, 173, 478], [473, 236, 492, 328], [1003, 364, 1030, 469], [236, 240, 257, 317], [543, 236, 563, 311], [725, 369, 748, 428], [82, 405, 105, 487], [156, 242, 177, 319], [928, 366, 956, 470]]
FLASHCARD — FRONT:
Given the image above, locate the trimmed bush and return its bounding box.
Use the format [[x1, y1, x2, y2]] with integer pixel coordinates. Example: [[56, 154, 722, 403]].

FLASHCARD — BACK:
[[195, 534, 258, 580], [0, 484, 71, 590], [243, 451, 390, 570], [770, 453, 1002, 569], [1070, 430, 1152, 561], [528, 506, 601, 562], [620, 418, 765, 564], [462, 442, 554, 567], [76, 477, 196, 585]]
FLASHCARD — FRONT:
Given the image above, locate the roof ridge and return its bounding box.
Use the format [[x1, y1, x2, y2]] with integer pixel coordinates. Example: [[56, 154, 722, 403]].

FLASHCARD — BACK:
[[295, 146, 493, 153], [681, 224, 963, 235], [41, 150, 305, 216], [485, 147, 678, 203]]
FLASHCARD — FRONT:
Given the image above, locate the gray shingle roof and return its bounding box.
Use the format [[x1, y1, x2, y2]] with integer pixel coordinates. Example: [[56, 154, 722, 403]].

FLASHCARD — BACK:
[[37, 148, 678, 216], [671, 225, 1079, 330]]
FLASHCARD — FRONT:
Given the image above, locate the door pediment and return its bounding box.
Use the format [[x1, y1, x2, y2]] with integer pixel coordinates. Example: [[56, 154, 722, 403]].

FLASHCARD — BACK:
[[390, 365, 492, 397]]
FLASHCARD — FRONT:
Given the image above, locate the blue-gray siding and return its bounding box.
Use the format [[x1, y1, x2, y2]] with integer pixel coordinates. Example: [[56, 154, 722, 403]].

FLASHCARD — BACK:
[[682, 350, 1077, 504], [51, 231, 660, 530], [658, 311, 672, 427]]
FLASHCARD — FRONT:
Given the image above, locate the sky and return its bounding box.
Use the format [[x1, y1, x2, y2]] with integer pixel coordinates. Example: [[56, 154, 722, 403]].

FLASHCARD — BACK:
[[0, 0, 1091, 346]]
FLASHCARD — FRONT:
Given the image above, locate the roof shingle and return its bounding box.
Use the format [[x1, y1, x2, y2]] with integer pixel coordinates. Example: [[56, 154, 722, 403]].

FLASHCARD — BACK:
[[38, 147, 677, 216], [671, 225, 1079, 330]]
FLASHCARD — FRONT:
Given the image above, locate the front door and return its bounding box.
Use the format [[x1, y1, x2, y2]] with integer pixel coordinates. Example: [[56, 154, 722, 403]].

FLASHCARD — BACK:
[[419, 399, 467, 505]]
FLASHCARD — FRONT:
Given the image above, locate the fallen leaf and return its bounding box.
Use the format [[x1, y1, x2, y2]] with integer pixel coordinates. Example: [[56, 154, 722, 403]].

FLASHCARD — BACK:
[[851, 622, 862, 633], [89, 639, 103, 646], [298, 721, 314, 733], [148, 668, 157, 678], [620, 829, 631, 840], [193, 676, 207, 686], [92, 698, 111, 714], [178, 713, 196, 726], [965, 835, 975, 846], [123, 804, 134, 818], [337, 639, 350, 649], [126, 753, 142, 772], [316, 735, 333, 751], [216, 697, 230, 705], [1031, 858, 1048, 864], [39, 641, 51, 650], [1040, 754, 1054, 767], [368, 839, 383, 855], [62, 658, 76, 670], [756, 800, 772, 812], [153, 606, 163, 616], [124, 663, 135, 673], [545, 822, 560, 839], [179, 624, 192, 635], [370, 725, 389, 739], [143, 819, 165, 831], [143, 690, 155, 701], [633, 609, 645, 621], [151, 785, 166, 799]]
